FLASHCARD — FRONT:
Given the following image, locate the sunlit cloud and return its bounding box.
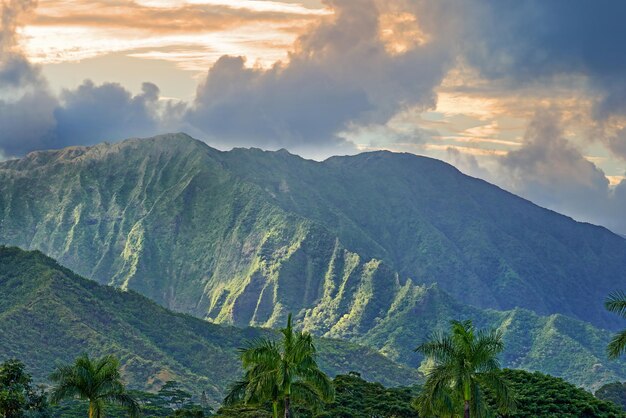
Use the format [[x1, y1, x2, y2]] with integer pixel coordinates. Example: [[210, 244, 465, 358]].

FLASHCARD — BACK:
[[425, 143, 508, 157], [19, 0, 328, 68], [607, 175, 626, 186], [378, 11, 428, 55], [183, 0, 328, 14]]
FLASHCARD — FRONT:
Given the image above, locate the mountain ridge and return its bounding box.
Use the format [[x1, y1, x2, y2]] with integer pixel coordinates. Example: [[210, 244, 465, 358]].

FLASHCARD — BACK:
[[1, 133, 625, 389]]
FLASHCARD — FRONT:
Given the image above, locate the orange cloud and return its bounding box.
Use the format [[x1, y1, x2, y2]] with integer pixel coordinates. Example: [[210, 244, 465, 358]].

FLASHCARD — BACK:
[[20, 0, 329, 67]]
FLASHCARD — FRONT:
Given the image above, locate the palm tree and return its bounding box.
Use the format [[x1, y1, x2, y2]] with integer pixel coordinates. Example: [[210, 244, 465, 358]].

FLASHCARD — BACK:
[[224, 314, 334, 418], [49, 354, 140, 418], [415, 320, 515, 418], [605, 291, 626, 359]]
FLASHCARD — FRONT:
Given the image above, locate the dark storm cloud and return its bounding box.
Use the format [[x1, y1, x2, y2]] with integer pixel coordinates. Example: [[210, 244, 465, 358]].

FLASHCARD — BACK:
[[0, 79, 165, 157], [453, 0, 626, 120], [52, 81, 162, 149]]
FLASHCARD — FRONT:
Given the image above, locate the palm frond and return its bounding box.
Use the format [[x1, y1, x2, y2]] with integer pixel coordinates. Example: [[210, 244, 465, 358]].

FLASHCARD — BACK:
[[416, 369, 461, 418], [415, 333, 456, 362], [608, 329, 626, 359], [241, 339, 281, 370], [477, 371, 516, 414], [104, 392, 141, 417], [49, 380, 81, 404], [290, 381, 325, 410], [470, 380, 489, 418], [605, 291, 626, 318], [297, 368, 334, 401], [223, 379, 249, 406]]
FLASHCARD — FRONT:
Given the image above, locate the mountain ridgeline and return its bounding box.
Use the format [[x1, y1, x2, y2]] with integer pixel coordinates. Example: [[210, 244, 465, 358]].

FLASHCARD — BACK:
[[1, 133, 625, 388]]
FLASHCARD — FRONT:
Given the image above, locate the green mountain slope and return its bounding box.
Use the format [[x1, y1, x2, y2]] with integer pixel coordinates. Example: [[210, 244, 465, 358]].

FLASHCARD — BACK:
[[1, 134, 625, 389], [339, 284, 626, 390], [221, 147, 626, 328], [0, 246, 419, 405], [0, 133, 623, 330]]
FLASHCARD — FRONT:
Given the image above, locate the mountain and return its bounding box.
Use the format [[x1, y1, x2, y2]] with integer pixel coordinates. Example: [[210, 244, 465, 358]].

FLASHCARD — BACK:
[[1, 133, 625, 388], [349, 285, 626, 390], [0, 246, 419, 405]]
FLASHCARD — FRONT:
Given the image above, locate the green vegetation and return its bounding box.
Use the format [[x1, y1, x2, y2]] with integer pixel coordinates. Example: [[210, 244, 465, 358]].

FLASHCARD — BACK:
[[7, 355, 623, 418], [217, 372, 420, 418], [595, 382, 626, 411], [0, 246, 419, 406], [219, 370, 626, 418], [415, 320, 514, 417], [52, 382, 213, 417], [0, 134, 625, 390], [225, 314, 333, 418], [492, 369, 624, 417], [316, 372, 419, 418], [49, 354, 140, 418], [0, 359, 49, 418], [606, 292, 626, 359]]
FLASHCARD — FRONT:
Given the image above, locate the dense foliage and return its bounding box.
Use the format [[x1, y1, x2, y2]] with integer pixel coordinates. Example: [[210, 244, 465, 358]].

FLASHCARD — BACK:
[[488, 369, 625, 417], [0, 134, 625, 390], [0, 246, 419, 405], [52, 382, 213, 417], [0, 359, 49, 418], [316, 373, 419, 418], [596, 382, 626, 411], [217, 373, 419, 418]]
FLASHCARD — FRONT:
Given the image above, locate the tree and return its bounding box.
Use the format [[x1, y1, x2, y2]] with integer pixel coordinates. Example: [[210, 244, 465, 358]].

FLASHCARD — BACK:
[[415, 320, 515, 418], [224, 314, 334, 418], [159, 381, 192, 410], [0, 359, 49, 418], [605, 291, 626, 359], [49, 354, 140, 418], [595, 381, 626, 412]]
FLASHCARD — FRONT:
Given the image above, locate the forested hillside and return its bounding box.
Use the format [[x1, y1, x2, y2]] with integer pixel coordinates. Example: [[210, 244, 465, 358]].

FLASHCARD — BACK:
[[0, 246, 419, 404]]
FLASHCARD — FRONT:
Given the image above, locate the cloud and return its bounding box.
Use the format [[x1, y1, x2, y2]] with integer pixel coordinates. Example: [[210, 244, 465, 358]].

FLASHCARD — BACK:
[[486, 110, 626, 234], [23, 0, 326, 68], [185, 0, 452, 154], [0, 0, 59, 156], [501, 110, 609, 211], [52, 81, 163, 148], [31, 0, 325, 32], [1, 0, 453, 157], [0, 91, 57, 157], [0, 0, 42, 89], [603, 128, 626, 161], [0, 0, 182, 156], [449, 0, 626, 120]]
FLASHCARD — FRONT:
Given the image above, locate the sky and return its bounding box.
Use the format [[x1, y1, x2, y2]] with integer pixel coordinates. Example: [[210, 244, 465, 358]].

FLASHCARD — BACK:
[[1, 0, 626, 234]]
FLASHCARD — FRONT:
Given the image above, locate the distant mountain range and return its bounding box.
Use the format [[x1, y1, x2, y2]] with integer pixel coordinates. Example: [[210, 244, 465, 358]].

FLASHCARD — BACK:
[[0, 133, 625, 389], [0, 246, 418, 404]]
